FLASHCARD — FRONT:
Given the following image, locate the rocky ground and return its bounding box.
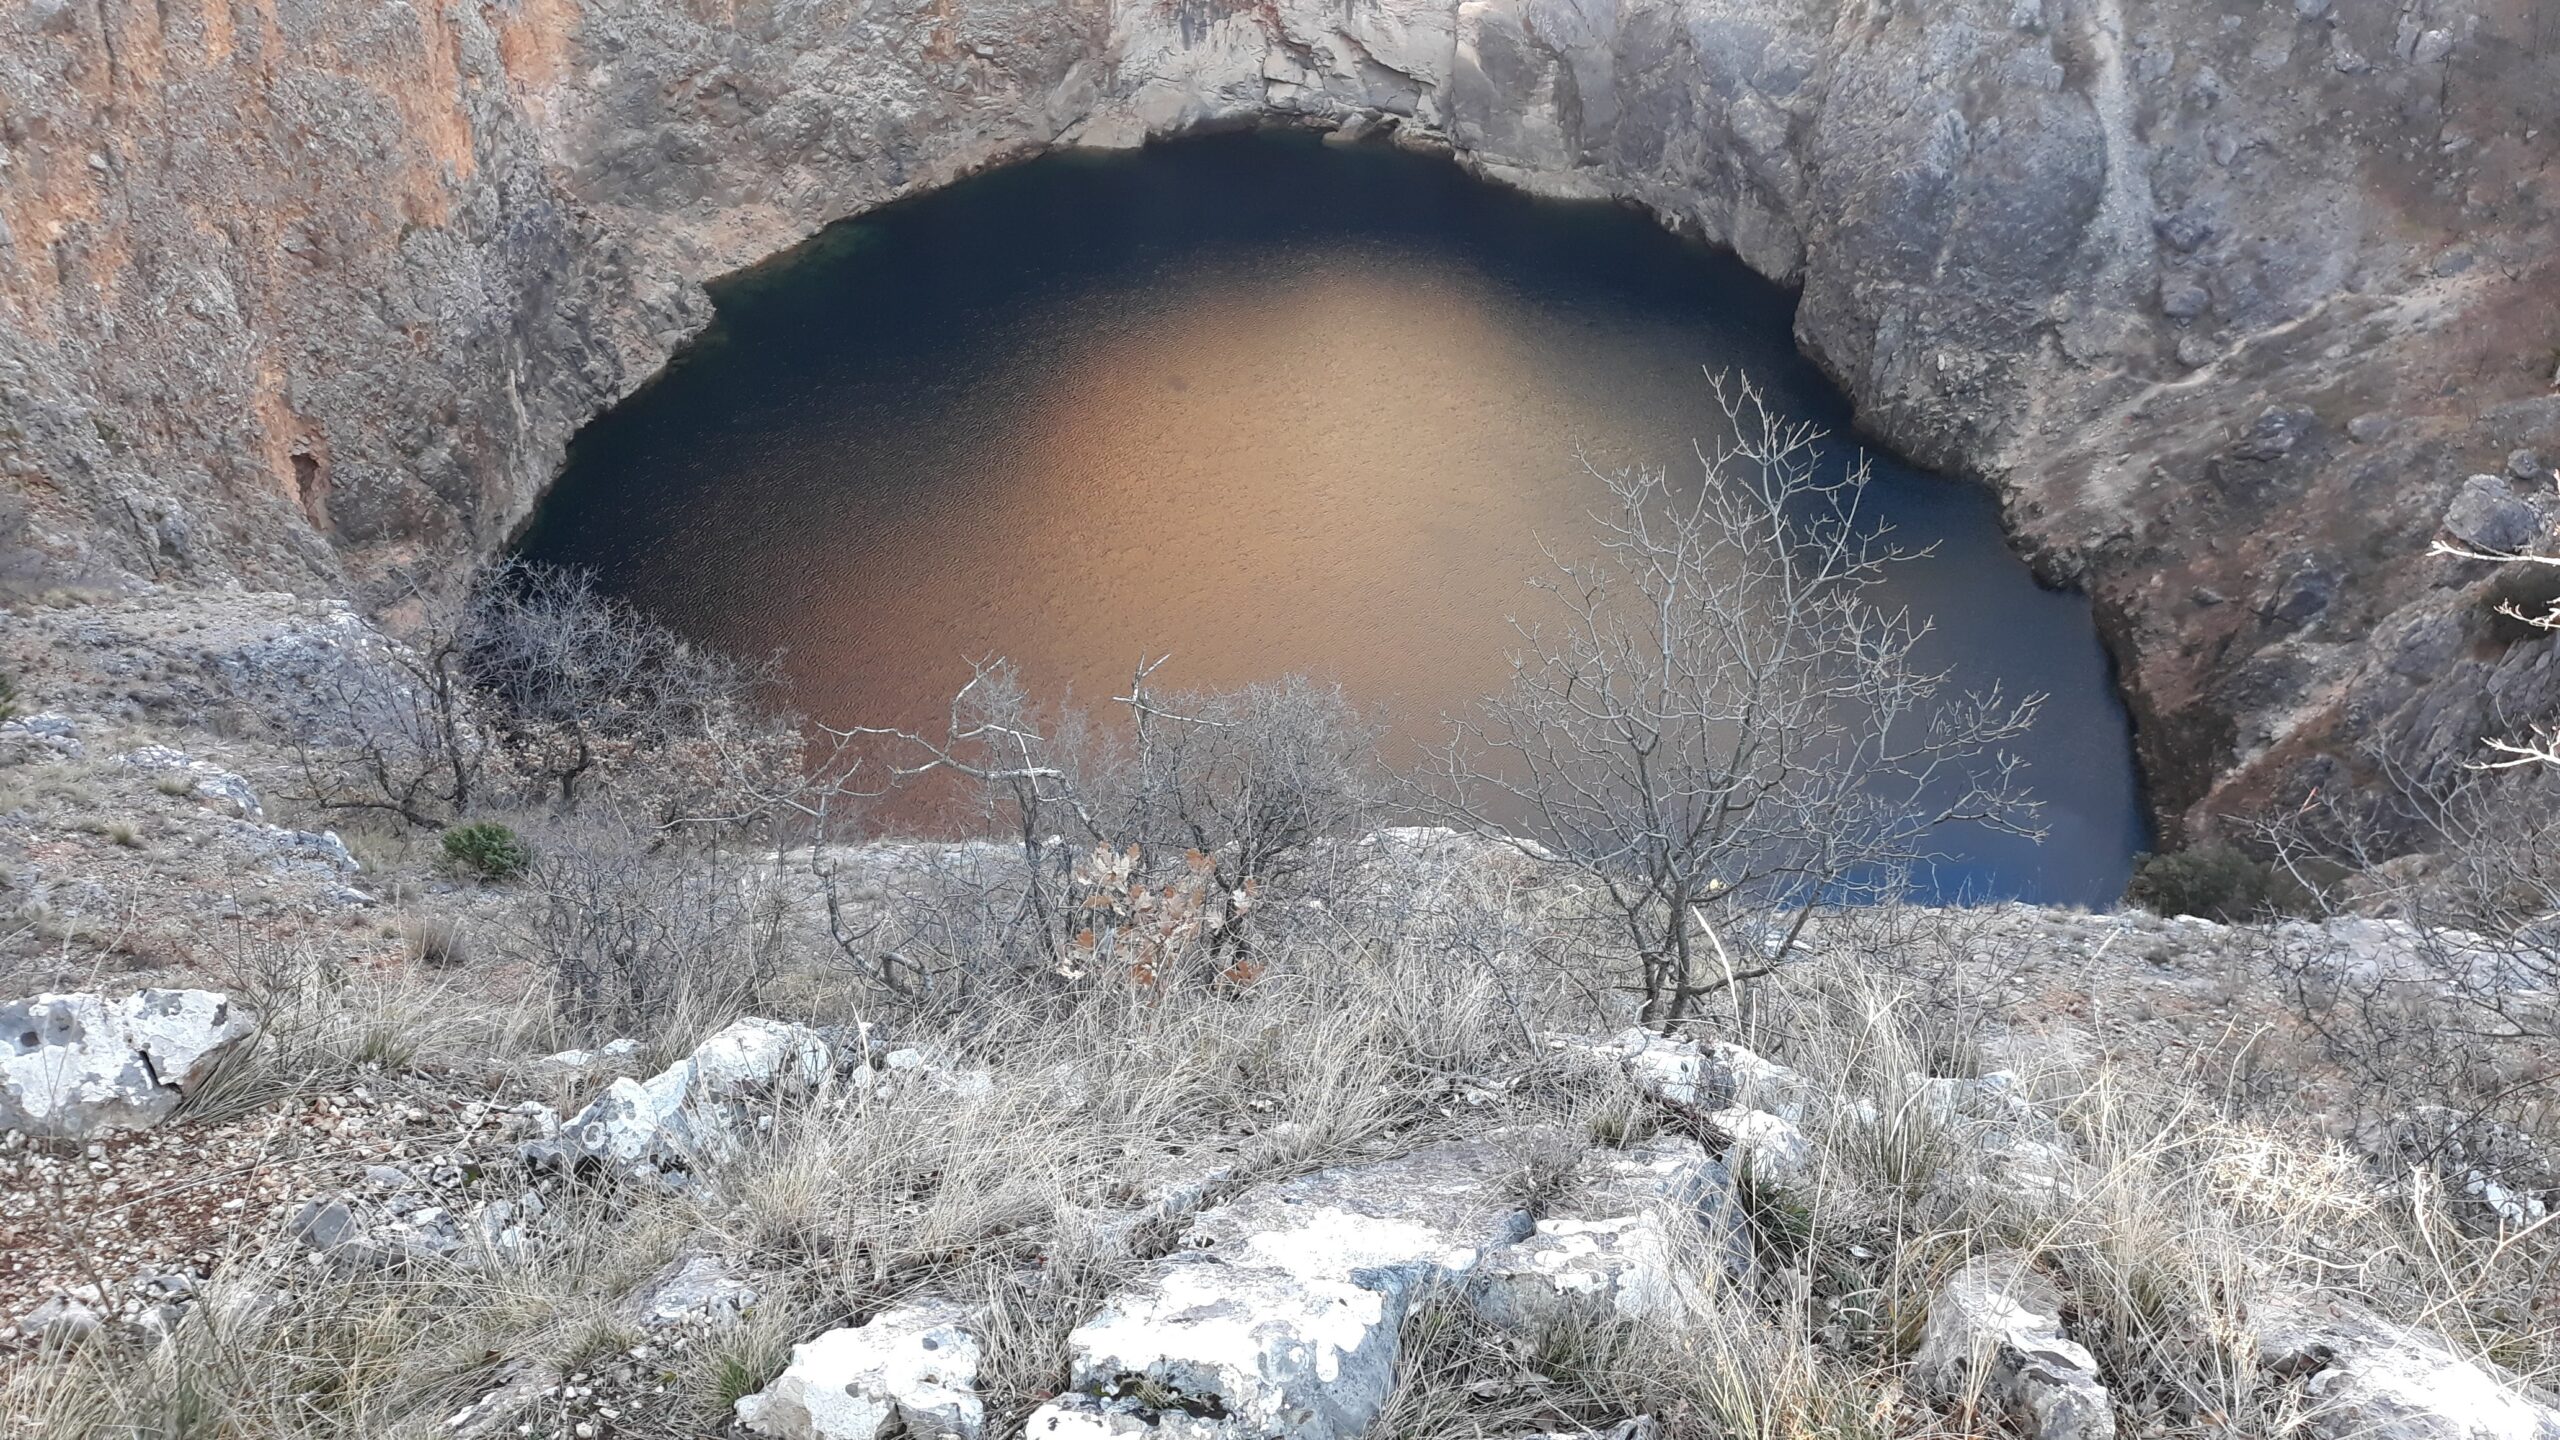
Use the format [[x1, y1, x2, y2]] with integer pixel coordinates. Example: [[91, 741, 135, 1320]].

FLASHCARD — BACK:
[[2, 586, 2557, 1438]]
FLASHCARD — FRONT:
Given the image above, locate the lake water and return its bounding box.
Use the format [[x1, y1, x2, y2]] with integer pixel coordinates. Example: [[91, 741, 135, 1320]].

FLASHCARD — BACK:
[[518, 130, 2146, 905]]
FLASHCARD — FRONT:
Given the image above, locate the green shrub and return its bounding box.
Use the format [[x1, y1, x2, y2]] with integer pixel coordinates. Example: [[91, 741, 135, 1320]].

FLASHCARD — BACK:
[[0, 670, 16, 723], [441, 821, 533, 881], [2125, 842, 2309, 921]]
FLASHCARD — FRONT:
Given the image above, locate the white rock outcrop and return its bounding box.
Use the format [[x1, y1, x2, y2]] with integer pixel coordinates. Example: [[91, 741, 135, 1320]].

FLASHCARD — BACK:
[[114, 744, 264, 818], [1473, 1136, 1745, 1328], [1028, 1139, 1535, 1440], [737, 1301, 984, 1440], [1575, 1029, 1809, 1120], [1, 989, 257, 1138], [1709, 1105, 1813, 1188], [1912, 1254, 2116, 1440], [550, 1018, 831, 1184], [0, 713, 83, 763], [635, 1251, 760, 1331], [2255, 1291, 2560, 1440]]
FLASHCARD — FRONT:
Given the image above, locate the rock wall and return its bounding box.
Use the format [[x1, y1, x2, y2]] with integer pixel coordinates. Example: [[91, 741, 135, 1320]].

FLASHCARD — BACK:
[[3, 0, 2556, 837]]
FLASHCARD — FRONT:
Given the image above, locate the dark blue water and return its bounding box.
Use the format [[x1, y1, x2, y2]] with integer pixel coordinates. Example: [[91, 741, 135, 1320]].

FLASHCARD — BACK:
[[519, 130, 2146, 905]]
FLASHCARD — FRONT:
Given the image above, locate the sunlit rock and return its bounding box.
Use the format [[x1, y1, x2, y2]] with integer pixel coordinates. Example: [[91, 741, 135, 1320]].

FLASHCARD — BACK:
[[0, 989, 256, 1139]]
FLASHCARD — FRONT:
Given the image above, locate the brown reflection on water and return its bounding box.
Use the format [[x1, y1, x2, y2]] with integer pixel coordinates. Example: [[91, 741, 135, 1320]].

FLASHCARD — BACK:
[[785, 260, 1659, 732], [523, 132, 2145, 900]]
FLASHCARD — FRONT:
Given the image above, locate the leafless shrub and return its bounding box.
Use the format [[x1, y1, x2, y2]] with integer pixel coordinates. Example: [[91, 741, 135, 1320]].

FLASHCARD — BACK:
[[2253, 760, 2560, 1225], [828, 659, 1386, 1004], [1110, 670, 1387, 958], [290, 572, 491, 829], [294, 560, 804, 834], [1418, 374, 2042, 1027], [468, 561, 797, 822], [512, 808, 794, 1043]]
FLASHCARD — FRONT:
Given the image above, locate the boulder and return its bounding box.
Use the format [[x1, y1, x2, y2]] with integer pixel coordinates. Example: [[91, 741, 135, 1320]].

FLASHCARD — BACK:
[[531, 1037, 645, 1084], [2159, 279, 2212, 320], [1028, 1138, 1534, 1440], [14, 1294, 102, 1345], [2443, 475, 2542, 554], [737, 1300, 984, 1440], [291, 1194, 462, 1267], [1913, 1253, 2116, 1440], [2229, 407, 2313, 463], [1, 989, 256, 1138], [550, 1017, 831, 1184], [1472, 1136, 1746, 1328], [2255, 1291, 2560, 1440]]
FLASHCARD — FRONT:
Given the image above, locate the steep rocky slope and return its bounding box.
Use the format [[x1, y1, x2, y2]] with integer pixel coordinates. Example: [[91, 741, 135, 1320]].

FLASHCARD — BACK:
[[3, 0, 2556, 836]]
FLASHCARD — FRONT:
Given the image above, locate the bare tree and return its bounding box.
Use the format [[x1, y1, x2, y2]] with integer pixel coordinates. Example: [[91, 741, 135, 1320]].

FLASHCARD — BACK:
[[831, 658, 1101, 983], [1118, 667, 1386, 959], [292, 573, 489, 829], [1419, 374, 2043, 1028], [835, 659, 1386, 995], [467, 561, 783, 814]]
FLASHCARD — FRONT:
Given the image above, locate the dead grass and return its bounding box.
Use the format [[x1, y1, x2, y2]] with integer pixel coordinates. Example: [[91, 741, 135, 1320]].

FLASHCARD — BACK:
[[6, 875, 2556, 1440]]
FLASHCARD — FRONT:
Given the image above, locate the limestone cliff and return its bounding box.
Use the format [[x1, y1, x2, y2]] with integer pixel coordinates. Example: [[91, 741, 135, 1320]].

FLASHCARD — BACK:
[[3, 0, 2555, 838]]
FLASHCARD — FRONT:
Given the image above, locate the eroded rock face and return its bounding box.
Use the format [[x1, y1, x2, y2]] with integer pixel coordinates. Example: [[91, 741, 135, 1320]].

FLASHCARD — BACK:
[[0, 990, 257, 1138], [4, 0, 2554, 838]]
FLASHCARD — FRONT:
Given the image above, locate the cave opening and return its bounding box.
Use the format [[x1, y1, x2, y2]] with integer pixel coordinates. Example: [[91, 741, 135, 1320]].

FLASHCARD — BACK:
[[515, 128, 2147, 905]]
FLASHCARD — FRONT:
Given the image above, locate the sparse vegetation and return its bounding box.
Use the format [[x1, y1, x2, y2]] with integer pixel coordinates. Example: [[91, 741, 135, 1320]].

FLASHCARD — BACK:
[[401, 914, 471, 968], [23, 911, 2542, 1439]]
